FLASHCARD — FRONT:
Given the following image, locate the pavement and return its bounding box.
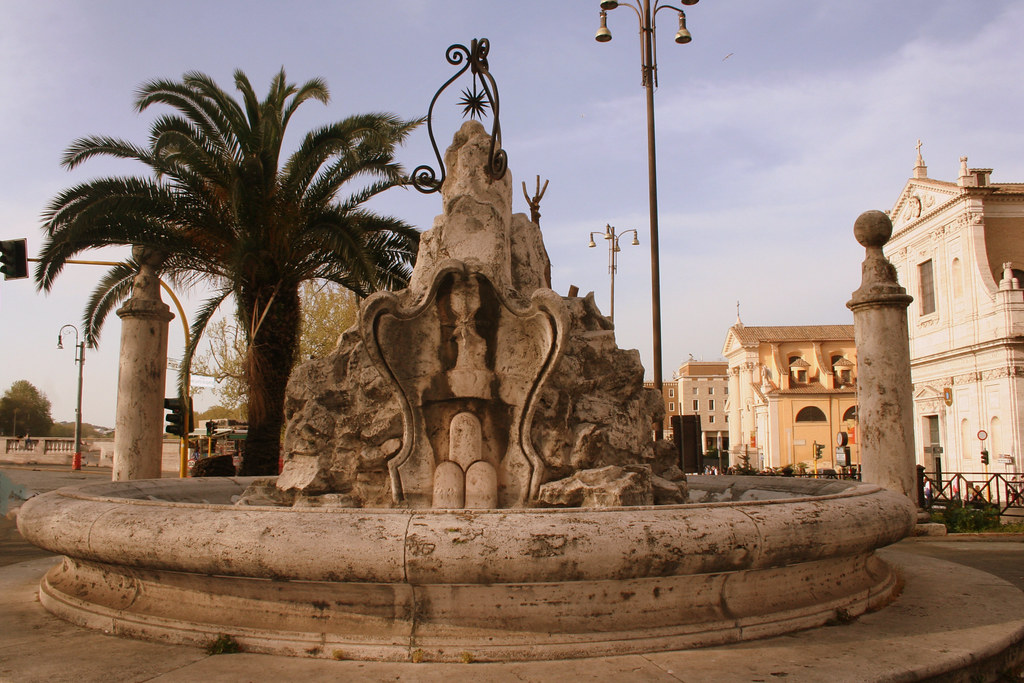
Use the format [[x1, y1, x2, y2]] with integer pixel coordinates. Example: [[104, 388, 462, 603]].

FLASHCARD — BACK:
[[2, 463, 1024, 682]]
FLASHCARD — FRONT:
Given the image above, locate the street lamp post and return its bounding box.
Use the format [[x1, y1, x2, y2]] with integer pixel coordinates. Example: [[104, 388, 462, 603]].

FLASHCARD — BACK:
[[57, 324, 85, 470], [588, 223, 639, 323], [595, 0, 698, 441]]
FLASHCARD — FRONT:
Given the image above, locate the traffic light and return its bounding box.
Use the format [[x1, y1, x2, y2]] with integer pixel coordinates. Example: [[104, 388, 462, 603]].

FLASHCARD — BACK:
[[0, 239, 28, 280], [814, 442, 824, 460], [164, 397, 193, 437], [981, 450, 989, 465]]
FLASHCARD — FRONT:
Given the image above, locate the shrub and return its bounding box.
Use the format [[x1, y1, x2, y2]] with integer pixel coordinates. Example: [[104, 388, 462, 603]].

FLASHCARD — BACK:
[[929, 503, 1001, 533]]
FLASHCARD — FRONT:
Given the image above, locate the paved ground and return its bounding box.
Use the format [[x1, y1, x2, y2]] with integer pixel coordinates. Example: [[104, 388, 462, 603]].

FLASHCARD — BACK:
[[3, 464, 1024, 681], [898, 536, 1024, 591]]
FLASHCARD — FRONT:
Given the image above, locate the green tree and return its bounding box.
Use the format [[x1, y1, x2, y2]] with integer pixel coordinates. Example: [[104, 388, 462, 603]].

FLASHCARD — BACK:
[[36, 69, 420, 474], [297, 280, 358, 360], [193, 280, 358, 416], [0, 380, 54, 437], [192, 316, 248, 418], [197, 405, 243, 422]]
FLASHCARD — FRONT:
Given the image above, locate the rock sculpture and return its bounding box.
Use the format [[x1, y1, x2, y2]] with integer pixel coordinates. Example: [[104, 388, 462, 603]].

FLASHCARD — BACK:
[[265, 120, 675, 508]]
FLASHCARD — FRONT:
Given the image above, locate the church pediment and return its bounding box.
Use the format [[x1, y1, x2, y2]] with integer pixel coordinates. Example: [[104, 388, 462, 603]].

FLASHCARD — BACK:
[[722, 327, 747, 357], [891, 180, 959, 231], [912, 383, 945, 401]]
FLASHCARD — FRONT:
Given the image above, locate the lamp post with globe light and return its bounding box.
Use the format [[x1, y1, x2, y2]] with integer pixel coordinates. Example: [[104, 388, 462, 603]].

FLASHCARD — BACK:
[[57, 324, 85, 470], [594, 0, 698, 440], [588, 223, 639, 323]]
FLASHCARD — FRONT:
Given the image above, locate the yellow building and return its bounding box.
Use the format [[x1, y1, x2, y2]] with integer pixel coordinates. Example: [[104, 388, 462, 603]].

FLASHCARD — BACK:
[[722, 323, 858, 472]]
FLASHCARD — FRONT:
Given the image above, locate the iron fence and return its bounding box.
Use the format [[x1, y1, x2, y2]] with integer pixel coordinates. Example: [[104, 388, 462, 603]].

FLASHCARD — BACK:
[[921, 471, 1024, 514]]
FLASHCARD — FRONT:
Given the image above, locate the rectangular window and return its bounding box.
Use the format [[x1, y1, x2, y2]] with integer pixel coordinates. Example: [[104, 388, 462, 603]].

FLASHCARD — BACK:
[[668, 388, 675, 398], [692, 387, 698, 395], [708, 387, 714, 395], [708, 399, 715, 411], [669, 402, 675, 412], [692, 400, 699, 411], [724, 386, 729, 395], [708, 415, 715, 424], [918, 260, 936, 315]]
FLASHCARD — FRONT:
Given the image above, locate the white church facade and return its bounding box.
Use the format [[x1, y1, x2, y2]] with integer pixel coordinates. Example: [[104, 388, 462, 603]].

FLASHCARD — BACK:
[[883, 147, 1024, 476]]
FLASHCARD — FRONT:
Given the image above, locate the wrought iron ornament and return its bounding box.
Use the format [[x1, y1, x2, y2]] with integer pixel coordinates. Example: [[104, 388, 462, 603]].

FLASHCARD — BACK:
[[413, 38, 507, 194]]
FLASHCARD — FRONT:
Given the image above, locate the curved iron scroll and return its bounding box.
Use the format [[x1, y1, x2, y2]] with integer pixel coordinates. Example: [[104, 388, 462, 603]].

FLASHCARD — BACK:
[[412, 38, 507, 194]]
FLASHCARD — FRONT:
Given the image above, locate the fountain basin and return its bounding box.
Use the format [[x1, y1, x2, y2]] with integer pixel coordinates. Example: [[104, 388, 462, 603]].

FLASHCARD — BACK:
[[17, 475, 915, 662]]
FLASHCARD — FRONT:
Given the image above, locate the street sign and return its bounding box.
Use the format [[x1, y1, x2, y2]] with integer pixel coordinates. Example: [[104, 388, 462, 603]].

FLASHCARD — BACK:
[[977, 429, 988, 441]]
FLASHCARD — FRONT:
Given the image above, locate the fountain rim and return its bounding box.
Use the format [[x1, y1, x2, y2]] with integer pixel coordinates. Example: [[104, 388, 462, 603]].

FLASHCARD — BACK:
[[34, 473, 884, 513], [17, 474, 917, 586]]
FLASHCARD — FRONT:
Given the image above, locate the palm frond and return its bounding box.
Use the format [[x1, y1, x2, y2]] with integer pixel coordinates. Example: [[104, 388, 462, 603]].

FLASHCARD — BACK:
[[82, 261, 138, 347], [61, 136, 155, 170]]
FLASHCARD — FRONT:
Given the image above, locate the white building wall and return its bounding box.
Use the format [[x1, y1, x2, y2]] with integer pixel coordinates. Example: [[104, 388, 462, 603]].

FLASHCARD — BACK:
[[884, 161, 1024, 476]]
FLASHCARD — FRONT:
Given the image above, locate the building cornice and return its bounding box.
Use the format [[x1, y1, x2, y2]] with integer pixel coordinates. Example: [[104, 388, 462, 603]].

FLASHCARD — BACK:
[[910, 335, 1024, 368]]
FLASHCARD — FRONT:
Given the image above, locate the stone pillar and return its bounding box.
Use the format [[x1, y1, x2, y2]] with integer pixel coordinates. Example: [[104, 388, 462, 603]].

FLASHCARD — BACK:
[[112, 247, 174, 480], [846, 211, 916, 500]]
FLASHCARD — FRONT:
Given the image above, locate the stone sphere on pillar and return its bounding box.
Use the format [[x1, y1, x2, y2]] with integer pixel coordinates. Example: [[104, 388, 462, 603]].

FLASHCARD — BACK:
[[853, 210, 893, 248]]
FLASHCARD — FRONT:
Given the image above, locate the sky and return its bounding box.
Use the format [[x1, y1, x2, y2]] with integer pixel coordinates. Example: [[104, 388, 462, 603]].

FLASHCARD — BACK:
[[2, 1, 1024, 429]]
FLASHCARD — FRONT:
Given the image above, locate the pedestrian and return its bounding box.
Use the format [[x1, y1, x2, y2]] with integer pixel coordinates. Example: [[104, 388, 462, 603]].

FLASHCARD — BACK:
[[969, 484, 985, 508]]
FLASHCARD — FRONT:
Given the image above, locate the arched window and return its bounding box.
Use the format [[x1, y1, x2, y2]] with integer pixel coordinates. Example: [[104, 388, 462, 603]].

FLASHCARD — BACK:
[[843, 406, 857, 421], [951, 258, 963, 299], [795, 406, 827, 422]]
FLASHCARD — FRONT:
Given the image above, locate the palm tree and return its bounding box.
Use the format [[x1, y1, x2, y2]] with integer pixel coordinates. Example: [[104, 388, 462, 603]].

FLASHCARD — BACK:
[[36, 69, 421, 475]]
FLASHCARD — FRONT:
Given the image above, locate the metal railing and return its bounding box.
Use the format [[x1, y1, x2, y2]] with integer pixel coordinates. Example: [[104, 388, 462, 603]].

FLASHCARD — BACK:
[[921, 471, 1024, 514]]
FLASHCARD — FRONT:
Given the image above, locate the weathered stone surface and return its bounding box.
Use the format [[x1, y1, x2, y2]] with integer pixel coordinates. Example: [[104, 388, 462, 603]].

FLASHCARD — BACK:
[[652, 473, 686, 505], [535, 465, 654, 508], [847, 210, 917, 502], [18, 475, 917, 661], [112, 247, 174, 481], [272, 121, 668, 508]]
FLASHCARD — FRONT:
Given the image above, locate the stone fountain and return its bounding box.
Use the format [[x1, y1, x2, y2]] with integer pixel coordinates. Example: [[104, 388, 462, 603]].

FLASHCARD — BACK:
[[17, 43, 915, 662], [17, 119, 915, 662]]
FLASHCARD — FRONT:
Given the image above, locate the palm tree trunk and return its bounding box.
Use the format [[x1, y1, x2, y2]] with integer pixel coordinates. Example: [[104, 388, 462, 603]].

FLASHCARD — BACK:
[[239, 283, 301, 476]]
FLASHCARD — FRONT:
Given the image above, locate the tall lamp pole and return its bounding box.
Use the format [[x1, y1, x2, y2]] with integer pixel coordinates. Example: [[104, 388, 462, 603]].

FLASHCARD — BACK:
[[588, 223, 639, 323], [595, 0, 697, 440], [57, 324, 85, 470]]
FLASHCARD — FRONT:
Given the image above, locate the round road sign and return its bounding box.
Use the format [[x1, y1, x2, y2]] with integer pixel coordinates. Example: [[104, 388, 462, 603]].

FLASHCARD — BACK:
[[977, 429, 988, 441]]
